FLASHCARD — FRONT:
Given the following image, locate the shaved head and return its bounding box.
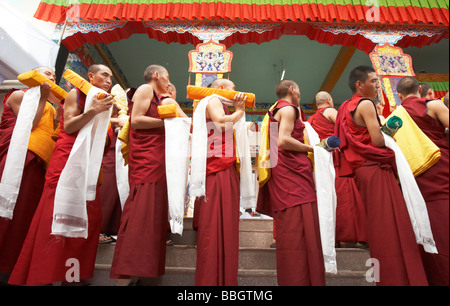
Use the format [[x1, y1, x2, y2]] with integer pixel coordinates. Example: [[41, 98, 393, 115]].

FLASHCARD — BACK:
[[88, 64, 110, 75], [419, 82, 433, 98], [210, 78, 235, 90], [275, 80, 298, 99], [397, 76, 420, 97], [143, 64, 167, 83], [34, 66, 56, 83], [315, 91, 332, 107]]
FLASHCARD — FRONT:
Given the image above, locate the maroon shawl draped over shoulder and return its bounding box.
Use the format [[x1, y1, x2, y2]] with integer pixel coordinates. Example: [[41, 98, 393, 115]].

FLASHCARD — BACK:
[[333, 94, 395, 177]]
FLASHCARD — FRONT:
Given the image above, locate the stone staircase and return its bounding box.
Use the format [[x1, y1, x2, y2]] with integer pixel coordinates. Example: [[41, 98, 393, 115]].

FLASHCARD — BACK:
[[92, 218, 374, 286]]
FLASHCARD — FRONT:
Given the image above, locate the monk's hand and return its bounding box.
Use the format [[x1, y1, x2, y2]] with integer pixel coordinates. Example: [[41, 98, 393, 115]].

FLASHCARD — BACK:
[[39, 82, 51, 103], [91, 94, 114, 115], [233, 92, 246, 112]]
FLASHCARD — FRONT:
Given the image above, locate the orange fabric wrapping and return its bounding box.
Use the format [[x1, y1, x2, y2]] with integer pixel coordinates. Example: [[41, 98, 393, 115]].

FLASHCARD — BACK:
[[157, 104, 178, 119], [17, 70, 67, 101], [63, 70, 123, 108], [97, 92, 108, 99], [27, 102, 57, 165], [186, 85, 255, 108], [63, 69, 93, 95]]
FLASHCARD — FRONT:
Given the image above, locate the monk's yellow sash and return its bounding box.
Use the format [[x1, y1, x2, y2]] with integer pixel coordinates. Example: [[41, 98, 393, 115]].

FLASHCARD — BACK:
[[27, 102, 56, 165]]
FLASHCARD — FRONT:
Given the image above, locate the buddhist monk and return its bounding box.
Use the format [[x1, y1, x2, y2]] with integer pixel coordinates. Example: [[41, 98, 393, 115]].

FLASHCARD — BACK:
[[110, 65, 185, 286], [308, 91, 368, 247], [333, 65, 428, 286], [0, 67, 61, 281], [419, 83, 435, 100], [397, 76, 449, 286], [257, 80, 325, 286], [192, 78, 247, 286], [158, 83, 185, 116], [8, 64, 114, 286]]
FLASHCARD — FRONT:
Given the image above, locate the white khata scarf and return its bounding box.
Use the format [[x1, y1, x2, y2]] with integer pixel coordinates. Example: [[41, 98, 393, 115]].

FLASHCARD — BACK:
[[0, 86, 41, 219], [304, 121, 338, 274], [164, 117, 192, 235], [114, 125, 129, 210], [190, 94, 256, 209], [382, 133, 437, 254], [52, 86, 112, 238]]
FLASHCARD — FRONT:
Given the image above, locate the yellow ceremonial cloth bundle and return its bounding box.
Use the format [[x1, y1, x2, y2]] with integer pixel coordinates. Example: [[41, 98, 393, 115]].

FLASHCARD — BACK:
[[63, 69, 93, 95], [383, 105, 441, 177], [17, 70, 67, 101], [27, 102, 57, 165], [186, 85, 256, 108]]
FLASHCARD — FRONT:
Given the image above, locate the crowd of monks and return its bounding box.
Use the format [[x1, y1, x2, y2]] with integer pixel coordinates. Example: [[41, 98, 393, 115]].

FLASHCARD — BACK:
[[0, 63, 448, 286]]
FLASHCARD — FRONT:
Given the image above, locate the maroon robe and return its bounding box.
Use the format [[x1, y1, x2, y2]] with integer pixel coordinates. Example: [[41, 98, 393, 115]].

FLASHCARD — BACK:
[[0, 89, 46, 274], [110, 88, 168, 279], [334, 94, 428, 286], [99, 131, 122, 235], [193, 104, 240, 286], [8, 88, 108, 285], [257, 100, 325, 286], [308, 107, 368, 242], [401, 96, 449, 286], [307, 107, 335, 140]]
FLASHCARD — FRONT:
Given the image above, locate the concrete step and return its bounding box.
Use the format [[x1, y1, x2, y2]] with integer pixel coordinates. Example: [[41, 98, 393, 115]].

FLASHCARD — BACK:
[[92, 218, 374, 286], [172, 230, 274, 249], [238, 218, 274, 231], [96, 244, 370, 272], [180, 217, 274, 232], [92, 265, 374, 286], [171, 218, 274, 248]]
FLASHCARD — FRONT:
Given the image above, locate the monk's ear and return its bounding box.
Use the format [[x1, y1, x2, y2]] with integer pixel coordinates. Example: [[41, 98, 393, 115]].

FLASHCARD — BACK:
[[398, 92, 405, 101], [88, 72, 94, 82], [418, 85, 423, 96]]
